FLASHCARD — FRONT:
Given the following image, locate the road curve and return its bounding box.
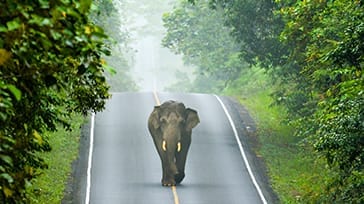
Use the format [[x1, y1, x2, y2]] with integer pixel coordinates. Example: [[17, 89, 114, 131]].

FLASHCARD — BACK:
[[87, 92, 268, 204]]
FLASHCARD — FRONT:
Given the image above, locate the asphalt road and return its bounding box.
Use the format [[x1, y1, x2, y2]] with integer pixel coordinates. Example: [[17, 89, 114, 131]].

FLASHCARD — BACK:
[[87, 92, 268, 204]]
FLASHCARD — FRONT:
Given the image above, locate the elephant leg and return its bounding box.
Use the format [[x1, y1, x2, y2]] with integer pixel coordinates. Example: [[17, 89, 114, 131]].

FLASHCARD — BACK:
[[175, 153, 186, 183], [175, 142, 190, 184], [150, 134, 171, 185], [161, 155, 178, 186]]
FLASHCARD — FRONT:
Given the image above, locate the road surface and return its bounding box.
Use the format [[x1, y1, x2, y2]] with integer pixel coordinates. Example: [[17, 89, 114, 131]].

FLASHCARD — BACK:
[[86, 92, 270, 204]]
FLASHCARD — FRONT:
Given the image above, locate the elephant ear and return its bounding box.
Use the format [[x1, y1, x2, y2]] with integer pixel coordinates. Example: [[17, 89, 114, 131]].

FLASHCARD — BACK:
[[185, 108, 200, 130], [149, 106, 160, 129]]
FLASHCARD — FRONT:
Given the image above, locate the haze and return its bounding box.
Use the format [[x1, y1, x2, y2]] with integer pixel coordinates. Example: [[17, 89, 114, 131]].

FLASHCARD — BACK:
[[122, 0, 194, 92]]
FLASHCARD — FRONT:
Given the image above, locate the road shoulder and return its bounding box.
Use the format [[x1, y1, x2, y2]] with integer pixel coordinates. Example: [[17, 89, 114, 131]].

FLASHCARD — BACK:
[[220, 96, 279, 204], [62, 116, 90, 204]]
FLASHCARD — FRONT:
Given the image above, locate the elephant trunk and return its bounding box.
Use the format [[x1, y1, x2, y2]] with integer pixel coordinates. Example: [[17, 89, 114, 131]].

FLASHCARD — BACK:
[[161, 139, 179, 176]]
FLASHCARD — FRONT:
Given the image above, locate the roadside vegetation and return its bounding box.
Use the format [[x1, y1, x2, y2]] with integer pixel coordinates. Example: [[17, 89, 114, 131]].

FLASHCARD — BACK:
[[0, 0, 135, 202], [224, 67, 330, 203], [26, 114, 84, 203], [163, 0, 363, 203], [93, 0, 138, 92], [1, 0, 362, 203]]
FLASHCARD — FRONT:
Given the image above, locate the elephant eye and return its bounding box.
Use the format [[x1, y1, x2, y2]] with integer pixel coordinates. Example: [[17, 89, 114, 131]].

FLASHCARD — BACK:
[[160, 116, 167, 123], [178, 117, 185, 123]]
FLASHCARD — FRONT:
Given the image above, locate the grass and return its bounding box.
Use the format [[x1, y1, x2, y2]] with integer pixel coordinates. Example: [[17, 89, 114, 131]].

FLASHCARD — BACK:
[[224, 67, 329, 203], [26, 114, 85, 203]]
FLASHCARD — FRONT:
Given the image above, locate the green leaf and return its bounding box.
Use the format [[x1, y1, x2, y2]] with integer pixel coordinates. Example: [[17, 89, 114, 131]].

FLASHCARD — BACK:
[[0, 155, 13, 166], [92, 31, 108, 39], [29, 15, 52, 26], [38, 0, 50, 9], [33, 130, 43, 145], [0, 49, 11, 65], [6, 18, 21, 31], [50, 29, 62, 40], [3, 186, 13, 197], [0, 173, 14, 183], [7, 85, 21, 101], [103, 64, 117, 75], [0, 26, 7, 32], [79, 0, 92, 13]]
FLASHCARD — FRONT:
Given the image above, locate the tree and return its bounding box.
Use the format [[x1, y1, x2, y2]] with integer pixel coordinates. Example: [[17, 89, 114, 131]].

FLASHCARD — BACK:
[[278, 0, 363, 202], [210, 0, 287, 67], [188, 0, 363, 202], [92, 0, 138, 92], [0, 0, 110, 202], [162, 0, 245, 92]]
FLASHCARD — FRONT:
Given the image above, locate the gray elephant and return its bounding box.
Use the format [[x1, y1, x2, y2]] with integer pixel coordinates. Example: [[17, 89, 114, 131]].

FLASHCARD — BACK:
[[148, 100, 200, 186]]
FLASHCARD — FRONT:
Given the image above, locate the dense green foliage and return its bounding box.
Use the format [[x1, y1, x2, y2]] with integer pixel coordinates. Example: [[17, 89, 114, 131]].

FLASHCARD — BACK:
[[162, 0, 245, 92], [92, 0, 138, 92], [211, 0, 287, 67], [278, 1, 363, 202], [0, 0, 110, 202], [27, 114, 84, 203], [163, 0, 363, 202]]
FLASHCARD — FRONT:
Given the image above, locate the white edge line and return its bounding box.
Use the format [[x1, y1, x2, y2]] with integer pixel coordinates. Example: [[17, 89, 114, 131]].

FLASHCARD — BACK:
[[85, 112, 95, 204], [214, 95, 268, 204]]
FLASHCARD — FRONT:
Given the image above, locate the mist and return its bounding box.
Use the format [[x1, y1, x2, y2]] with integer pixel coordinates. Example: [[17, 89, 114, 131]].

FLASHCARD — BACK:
[[122, 0, 194, 92]]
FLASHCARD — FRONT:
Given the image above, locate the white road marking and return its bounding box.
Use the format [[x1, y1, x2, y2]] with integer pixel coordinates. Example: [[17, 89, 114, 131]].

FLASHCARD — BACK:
[[85, 112, 96, 204], [84, 94, 265, 204], [215, 95, 268, 204], [153, 90, 161, 105], [172, 186, 180, 204]]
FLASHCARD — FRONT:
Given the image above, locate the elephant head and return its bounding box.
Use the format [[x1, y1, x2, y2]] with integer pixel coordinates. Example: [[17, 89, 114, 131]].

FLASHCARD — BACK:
[[148, 100, 199, 186]]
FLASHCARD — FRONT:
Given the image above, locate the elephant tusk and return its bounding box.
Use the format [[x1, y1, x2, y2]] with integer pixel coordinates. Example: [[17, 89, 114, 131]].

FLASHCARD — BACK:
[[162, 140, 167, 151], [177, 142, 181, 152]]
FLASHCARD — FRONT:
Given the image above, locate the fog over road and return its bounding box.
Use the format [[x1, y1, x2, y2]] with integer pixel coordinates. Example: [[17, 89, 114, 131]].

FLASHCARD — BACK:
[[86, 92, 269, 204]]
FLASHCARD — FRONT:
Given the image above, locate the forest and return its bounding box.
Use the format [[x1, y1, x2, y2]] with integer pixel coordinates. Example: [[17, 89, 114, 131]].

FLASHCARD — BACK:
[[0, 0, 363, 203], [163, 0, 363, 203]]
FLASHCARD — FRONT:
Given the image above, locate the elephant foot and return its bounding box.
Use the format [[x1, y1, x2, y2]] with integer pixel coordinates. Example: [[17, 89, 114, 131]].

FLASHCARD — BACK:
[[175, 172, 185, 184], [162, 182, 176, 187], [162, 178, 176, 187]]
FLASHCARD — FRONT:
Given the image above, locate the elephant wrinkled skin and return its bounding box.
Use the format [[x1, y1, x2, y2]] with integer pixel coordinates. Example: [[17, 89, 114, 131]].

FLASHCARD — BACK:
[[148, 100, 200, 186]]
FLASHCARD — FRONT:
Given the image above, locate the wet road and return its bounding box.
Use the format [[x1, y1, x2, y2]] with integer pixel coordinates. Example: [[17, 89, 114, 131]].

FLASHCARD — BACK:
[[87, 92, 267, 204]]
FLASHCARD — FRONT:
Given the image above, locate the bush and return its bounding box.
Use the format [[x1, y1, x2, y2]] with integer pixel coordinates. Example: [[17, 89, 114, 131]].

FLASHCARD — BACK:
[[0, 1, 109, 202]]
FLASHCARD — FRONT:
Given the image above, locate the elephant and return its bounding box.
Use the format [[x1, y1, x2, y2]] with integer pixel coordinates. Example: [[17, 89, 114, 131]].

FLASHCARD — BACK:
[[148, 100, 200, 186]]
